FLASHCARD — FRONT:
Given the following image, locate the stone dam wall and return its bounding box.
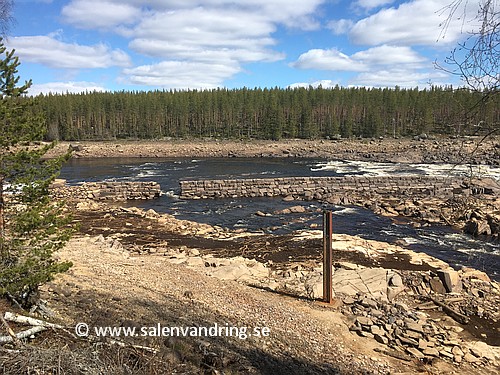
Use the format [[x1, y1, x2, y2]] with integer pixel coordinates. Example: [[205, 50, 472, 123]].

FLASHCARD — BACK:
[[180, 176, 469, 200], [51, 181, 161, 201]]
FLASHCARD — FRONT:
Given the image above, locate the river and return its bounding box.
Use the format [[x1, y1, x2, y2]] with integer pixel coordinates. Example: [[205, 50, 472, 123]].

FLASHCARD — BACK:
[[60, 157, 500, 280]]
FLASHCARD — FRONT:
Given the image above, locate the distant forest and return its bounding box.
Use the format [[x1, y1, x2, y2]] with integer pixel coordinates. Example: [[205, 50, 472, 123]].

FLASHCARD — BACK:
[[28, 86, 499, 141]]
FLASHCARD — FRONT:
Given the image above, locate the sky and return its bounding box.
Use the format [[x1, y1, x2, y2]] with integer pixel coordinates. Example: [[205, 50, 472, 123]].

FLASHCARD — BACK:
[[5, 0, 481, 95]]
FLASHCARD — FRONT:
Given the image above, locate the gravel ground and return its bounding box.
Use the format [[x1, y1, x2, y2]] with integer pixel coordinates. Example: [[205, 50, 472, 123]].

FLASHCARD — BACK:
[[42, 235, 394, 374], [33, 228, 488, 375]]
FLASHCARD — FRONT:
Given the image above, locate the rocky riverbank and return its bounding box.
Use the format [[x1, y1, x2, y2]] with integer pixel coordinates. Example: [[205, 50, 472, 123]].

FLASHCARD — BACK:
[[47, 136, 500, 165], [35, 202, 499, 374], [3, 200, 498, 374]]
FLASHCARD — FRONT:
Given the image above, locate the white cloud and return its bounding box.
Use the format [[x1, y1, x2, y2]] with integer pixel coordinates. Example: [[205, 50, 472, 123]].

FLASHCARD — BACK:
[[352, 45, 426, 66], [61, 0, 324, 34], [28, 81, 107, 96], [61, 0, 141, 29], [327, 19, 354, 35], [7, 36, 131, 69], [350, 68, 449, 88], [292, 48, 367, 71], [292, 45, 427, 72], [122, 60, 241, 89], [349, 0, 479, 46], [128, 7, 281, 63], [57, 0, 325, 88], [291, 44, 438, 88]]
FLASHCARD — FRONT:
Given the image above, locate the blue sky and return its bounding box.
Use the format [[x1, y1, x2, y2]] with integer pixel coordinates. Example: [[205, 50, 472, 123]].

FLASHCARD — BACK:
[[6, 0, 480, 95]]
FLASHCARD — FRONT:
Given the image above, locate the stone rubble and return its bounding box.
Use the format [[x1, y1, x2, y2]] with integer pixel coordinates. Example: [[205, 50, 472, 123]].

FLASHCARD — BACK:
[[126, 234, 500, 370]]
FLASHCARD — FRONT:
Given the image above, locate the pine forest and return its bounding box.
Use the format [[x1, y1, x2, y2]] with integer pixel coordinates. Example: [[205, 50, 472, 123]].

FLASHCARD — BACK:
[[27, 86, 499, 141]]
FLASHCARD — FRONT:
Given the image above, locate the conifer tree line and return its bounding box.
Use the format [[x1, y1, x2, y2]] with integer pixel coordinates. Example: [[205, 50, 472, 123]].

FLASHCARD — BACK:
[[29, 86, 499, 141]]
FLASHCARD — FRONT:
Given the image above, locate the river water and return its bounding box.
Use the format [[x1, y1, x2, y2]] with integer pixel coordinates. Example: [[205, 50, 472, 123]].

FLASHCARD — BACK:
[[60, 157, 500, 280]]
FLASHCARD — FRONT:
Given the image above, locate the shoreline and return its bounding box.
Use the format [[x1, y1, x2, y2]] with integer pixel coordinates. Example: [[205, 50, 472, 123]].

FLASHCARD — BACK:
[[48, 137, 500, 165]]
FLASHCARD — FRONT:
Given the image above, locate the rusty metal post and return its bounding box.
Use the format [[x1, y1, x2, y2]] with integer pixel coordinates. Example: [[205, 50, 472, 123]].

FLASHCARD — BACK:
[[323, 210, 333, 304]]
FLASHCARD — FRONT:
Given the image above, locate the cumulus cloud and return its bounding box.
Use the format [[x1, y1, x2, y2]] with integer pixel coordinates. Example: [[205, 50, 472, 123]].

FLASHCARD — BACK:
[[57, 0, 325, 88], [291, 44, 436, 88], [17, 0, 467, 89], [292, 45, 426, 71], [292, 48, 367, 71], [7, 36, 131, 69], [61, 0, 141, 29], [350, 68, 448, 88], [122, 60, 241, 89], [128, 7, 282, 63], [28, 81, 107, 96], [352, 45, 426, 66], [349, 0, 479, 46]]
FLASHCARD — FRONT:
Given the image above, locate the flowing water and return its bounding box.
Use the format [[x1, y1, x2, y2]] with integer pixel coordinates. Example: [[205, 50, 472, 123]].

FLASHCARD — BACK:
[[60, 157, 500, 280]]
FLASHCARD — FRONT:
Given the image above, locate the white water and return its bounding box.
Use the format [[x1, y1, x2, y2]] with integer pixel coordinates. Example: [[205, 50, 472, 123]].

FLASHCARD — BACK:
[[311, 160, 500, 180]]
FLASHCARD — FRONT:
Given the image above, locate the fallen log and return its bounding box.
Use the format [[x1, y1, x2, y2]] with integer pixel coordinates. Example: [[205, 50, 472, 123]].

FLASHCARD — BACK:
[[427, 296, 470, 325], [3, 312, 63, 329]]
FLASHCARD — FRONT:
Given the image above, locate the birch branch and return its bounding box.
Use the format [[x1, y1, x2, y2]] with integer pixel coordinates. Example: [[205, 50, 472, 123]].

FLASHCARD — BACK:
[[0, 326, 46, 344], [3, 312, 63, 329]]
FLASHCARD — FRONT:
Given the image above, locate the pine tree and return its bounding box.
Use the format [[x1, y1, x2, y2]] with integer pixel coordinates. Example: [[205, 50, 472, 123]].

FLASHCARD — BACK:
[[0, 40, 73, 306]]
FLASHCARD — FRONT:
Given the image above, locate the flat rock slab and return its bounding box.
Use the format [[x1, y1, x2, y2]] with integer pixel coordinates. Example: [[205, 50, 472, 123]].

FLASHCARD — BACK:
[[332, 268, 388, 298]]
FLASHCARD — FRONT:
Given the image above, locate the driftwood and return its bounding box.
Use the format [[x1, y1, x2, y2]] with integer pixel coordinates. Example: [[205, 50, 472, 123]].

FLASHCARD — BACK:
[[427, 296, 470, 325], [444, 297, 465, 303]]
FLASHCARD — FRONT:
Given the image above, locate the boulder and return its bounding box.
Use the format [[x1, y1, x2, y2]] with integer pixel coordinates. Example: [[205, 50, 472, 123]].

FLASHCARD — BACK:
[[305, 280, 324, 300], [465, 219, 492, 236], [459, 267, 491, 282], [247, 261, 269, 279], [389, 273, 404, 287], [467, 341, 497, 361], [289, 205, 306, 213], [437, 269, 462, 293], [387, 286, 405, 301], [406, 347, 425, 359], [429, 277, 446, 294], [356, 316, 373, 326], [211, 264, 251, 280], [423, 348, 439, 357], [332, 268, 387, 299], [184, 257, 205, 267]]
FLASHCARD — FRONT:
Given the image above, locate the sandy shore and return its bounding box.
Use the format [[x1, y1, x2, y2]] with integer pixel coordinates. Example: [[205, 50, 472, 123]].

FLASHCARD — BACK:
[[49, 137, 500, 165]]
